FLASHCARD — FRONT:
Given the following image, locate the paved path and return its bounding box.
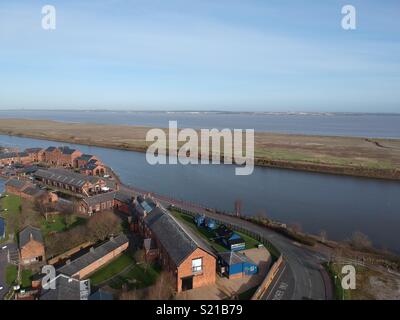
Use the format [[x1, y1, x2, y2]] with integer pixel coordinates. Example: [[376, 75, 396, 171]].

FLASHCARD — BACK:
[[119, 184, 333, 300]]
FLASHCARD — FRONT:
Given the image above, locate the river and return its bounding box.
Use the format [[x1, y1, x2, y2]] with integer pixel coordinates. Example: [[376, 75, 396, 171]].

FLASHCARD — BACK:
[[1, 134, 399, 253]]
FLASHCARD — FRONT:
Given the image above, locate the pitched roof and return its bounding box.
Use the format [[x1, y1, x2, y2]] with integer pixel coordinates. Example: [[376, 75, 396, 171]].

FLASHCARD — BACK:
[[114, 190, 133, 204], [45, 146, 57, 152], [59, 146, 77, 155], [34, 168, 103, 188], [0, 152, 29, 159], [25, 148, 43, 153], [19, 226, 44, 247], [76, 154, 95, 161], [219, 251, 254, 266], [144, 207, 215, 266], [40, 274, 89, 300], [5, 178, 27, 190], [57, 234, 129, 277], [82, 191, 116, 207]]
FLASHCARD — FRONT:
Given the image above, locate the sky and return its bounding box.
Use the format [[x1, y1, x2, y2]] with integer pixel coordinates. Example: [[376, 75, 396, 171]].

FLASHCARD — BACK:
[[0, 0, 399, 112]]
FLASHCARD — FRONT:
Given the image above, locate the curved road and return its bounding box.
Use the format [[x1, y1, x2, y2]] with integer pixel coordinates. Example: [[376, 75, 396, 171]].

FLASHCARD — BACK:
[[121, 184, 333, 300]]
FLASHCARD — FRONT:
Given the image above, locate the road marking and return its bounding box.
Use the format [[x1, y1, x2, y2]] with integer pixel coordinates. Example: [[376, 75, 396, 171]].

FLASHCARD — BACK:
[[264, 264, 287, 300]]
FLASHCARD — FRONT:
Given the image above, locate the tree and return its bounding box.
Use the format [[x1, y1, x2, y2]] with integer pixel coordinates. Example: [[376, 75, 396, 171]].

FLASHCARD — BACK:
[[145, 271, 175, 300], [34, 195, 51, 221], [350, 231, 372, 250], [86, 211, 122, 242]]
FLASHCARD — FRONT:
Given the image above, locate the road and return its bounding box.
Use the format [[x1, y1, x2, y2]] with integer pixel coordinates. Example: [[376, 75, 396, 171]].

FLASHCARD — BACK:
[[120, 184, 333, 300], [0, 245, 9, 299]]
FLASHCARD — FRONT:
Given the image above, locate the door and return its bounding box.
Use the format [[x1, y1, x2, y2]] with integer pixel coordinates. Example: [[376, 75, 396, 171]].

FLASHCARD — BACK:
[[181, 276, 193, 291]]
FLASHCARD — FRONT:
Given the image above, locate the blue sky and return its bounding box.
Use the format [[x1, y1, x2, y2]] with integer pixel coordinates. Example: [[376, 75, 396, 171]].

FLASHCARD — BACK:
[[0, 0, 399, 112]]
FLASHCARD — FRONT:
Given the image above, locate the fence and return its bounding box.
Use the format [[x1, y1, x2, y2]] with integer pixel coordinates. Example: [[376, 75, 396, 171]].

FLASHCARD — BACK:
[[251, 255, 284, 300], [171, 206, 281, 261]]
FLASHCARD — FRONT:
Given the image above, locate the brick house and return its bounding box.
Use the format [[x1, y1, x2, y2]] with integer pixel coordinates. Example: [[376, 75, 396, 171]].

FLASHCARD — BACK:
[[5, 178, 58, 203], [25, 148, 44, 162], [34, 168, 107, 196], [135, 198, 217, 292], [42, 146, 82, 167], [79, 160, 107, 177], [0, 152, 31, 166], [57, 234, 129, 280], [78, 190, 134, 216], [78, 192, 116, 216], [74, 154, 98, 168], [19, 226, 46, 265]]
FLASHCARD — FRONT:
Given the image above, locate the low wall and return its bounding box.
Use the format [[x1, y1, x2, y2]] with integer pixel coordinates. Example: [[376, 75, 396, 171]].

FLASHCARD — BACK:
[[251, 255, 284, 300]]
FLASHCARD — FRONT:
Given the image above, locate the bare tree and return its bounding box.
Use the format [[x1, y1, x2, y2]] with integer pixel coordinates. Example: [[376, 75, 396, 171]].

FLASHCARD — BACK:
[[86, 211, 122, 242], [350, 231, 372, 250], [145, 271, 175, 300]]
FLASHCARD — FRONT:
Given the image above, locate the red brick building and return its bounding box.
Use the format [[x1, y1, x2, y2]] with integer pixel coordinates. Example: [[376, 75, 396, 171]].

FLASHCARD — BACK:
[[5, 178, 58, 203], [135, 197, 217, 292], [0, 152, 31, 166], [19, 226, 46, 266], [41, 146, 82, 167], [34, 168, 107, 196], [57, 234, 129, 280]]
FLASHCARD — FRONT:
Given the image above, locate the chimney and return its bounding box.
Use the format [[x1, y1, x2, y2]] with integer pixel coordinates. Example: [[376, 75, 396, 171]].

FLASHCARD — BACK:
[[90, 247, 95, 253], [66, 259, 71, 265]]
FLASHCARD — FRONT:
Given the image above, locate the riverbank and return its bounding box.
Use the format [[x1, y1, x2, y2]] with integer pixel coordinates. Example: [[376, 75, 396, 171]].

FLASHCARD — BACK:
[[0, 118, 400, 180]]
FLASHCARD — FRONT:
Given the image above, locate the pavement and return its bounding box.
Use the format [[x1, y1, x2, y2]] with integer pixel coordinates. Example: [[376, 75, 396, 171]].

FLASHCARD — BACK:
[[0, 244, 10, 299]]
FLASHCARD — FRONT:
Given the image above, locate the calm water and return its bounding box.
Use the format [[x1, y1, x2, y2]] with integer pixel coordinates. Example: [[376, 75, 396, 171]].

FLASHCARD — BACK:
[[1, 110, 400, 138], [0, 134, 399, 252]]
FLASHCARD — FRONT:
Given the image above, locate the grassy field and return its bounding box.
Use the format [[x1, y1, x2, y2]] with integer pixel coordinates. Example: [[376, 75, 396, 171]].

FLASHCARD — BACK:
[[21, 269, 33, 288], [90, 253, 135, 286], [0, 118, 399, 179], [108, 263, 161, 290], [5, 265, 17, 286], [0, 194, 22, 242], [172, 210, 261, 252]]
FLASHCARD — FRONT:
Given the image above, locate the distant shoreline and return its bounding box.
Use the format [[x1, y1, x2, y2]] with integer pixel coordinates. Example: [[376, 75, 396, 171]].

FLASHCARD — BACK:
[[0, 118, 399, 181]]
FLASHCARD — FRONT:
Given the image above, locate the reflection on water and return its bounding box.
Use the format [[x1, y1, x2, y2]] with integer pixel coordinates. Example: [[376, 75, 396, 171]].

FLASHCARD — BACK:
[[0, 134, 399, 253]]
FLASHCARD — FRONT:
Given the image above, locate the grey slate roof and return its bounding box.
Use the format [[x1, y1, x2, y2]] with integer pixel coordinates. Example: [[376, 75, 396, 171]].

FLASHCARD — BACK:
[[34, 168, 102, 188], [0, 152, 29, 159], [59, 146, 77, 155], [219, 251, 253, 266], [76, 154, 95, 161], [19, 226, 44, 247], [57, 234, 129, 277], [82, 191, 116, 207], [25, 148, 43, 153], [45, 146, 56, 152], [114, 190, 133, 204], [144, 207, 215, 266], [5, 178, 26, 190], [40, 275, 88, 300]]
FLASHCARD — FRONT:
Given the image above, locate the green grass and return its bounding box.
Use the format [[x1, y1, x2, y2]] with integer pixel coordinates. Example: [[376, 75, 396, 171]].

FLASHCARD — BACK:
[[90, 253, 134, 286], [108, 263, 161, 290], [171, 210, 261, 252], [323, 262, 352, 300], [0, 194, 21, 242], [5, 265, 17, 286], [21, 269, 33, 288], [41, 215, 67, 235]]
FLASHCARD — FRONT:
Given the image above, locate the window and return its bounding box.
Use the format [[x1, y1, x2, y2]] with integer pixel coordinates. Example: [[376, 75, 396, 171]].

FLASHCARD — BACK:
[[192, 258, 203, 273]]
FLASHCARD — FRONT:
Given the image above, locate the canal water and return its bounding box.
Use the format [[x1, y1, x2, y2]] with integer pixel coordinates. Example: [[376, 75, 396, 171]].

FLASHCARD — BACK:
[[1, 134, 399, 253]]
